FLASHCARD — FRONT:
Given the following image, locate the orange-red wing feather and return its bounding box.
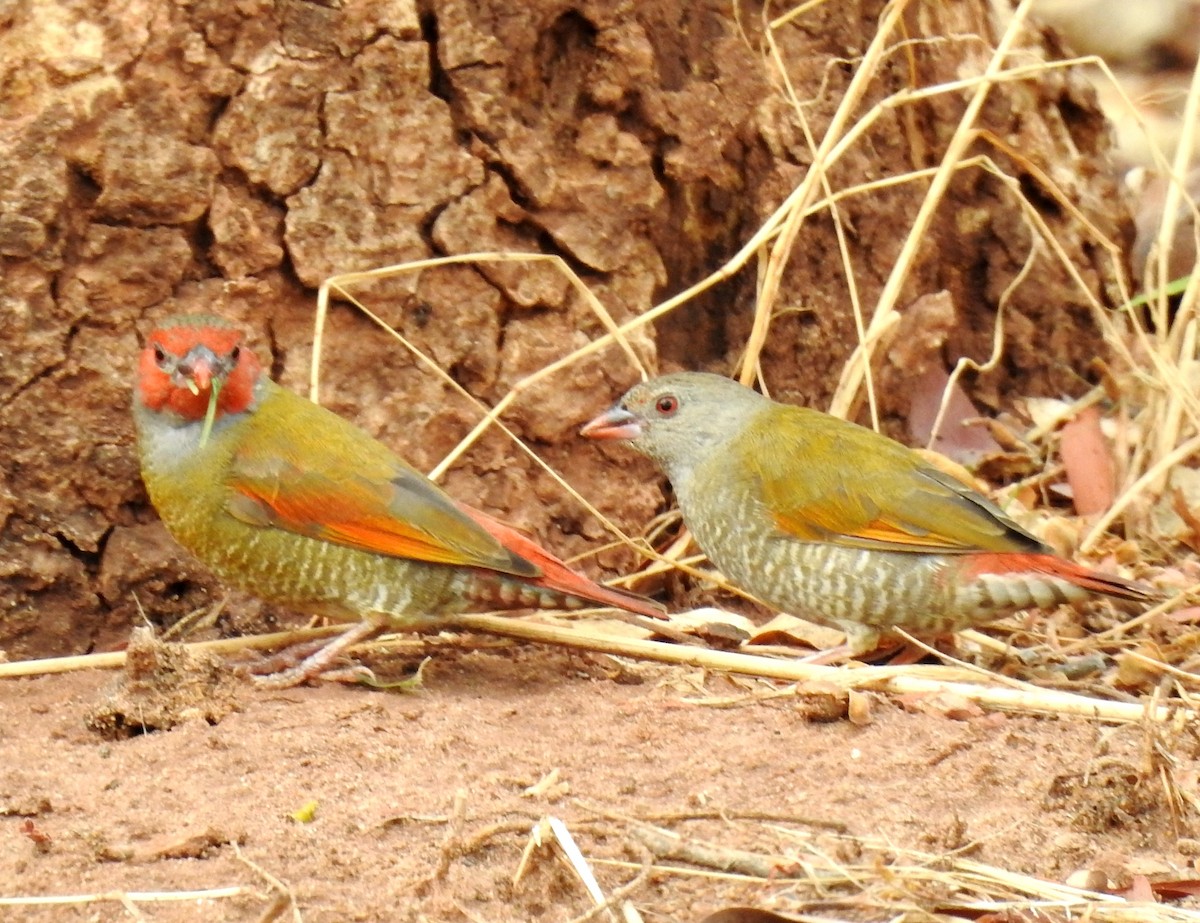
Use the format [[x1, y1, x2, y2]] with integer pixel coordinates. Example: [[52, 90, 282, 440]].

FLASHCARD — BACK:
[[742, 407, 1047, 555], [223, 382, 536, 577], [458, 506, 667, 620]]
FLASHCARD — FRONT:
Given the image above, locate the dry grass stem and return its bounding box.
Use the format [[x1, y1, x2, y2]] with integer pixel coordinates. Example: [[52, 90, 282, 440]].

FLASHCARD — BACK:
[[7, 610, 1192, 726], [581, 809, 1200, 922], [829, 0, 1038, 417], [742, 0, 913, 412], [313, 265, 651, 563], [234, 844, 301, 923], [447, 614, 1189, 725], [0, 886, 252, 909]]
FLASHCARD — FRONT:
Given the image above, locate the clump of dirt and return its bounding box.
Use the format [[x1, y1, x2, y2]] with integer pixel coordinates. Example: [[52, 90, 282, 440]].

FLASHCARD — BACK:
[[84, 627, 242, 738], [1047, 760, 1176, 834]]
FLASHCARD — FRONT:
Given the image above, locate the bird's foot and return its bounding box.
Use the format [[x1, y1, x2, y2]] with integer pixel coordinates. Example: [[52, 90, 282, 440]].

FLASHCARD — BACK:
[[794, 626, 891, 665], [796, 643, 856, 665], [307, 665, 379, 685], [248, 619, 384, 688], [248, 660, 379, 688], [243, 638, 330, 675]]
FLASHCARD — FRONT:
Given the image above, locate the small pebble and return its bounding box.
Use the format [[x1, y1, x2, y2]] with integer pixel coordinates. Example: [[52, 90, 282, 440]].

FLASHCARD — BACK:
[[1065, 868, 1109, 891]]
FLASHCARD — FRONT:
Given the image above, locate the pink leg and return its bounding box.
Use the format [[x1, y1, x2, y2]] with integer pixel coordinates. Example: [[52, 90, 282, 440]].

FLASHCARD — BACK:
[[250, 617, 385, 688]]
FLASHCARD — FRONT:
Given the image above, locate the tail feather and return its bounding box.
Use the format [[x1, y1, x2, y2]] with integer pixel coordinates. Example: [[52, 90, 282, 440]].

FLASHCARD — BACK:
[[459, 505, 666, 620], [960, 552, 1154, 603]]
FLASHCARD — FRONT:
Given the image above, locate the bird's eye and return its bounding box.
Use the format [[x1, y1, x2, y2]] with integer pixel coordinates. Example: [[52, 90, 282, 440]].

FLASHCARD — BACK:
[[230, 345, 241, 362], [153, 344, 168, 367], [655, 395, 679, 417]]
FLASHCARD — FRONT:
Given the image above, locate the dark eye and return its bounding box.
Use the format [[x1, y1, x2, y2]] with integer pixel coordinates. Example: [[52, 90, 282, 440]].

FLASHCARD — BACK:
[[230, 345, 241, 362], [655, 395, 679, 416], [153, 344, 168, 367]]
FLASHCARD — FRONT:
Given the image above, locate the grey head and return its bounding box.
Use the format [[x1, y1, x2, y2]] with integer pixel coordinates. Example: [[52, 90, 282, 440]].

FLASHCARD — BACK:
[[580, 371, 770, 488]]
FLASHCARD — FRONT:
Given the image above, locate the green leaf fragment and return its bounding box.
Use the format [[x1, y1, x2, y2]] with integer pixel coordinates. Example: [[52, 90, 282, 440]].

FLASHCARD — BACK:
[[199, 379, 222, 448], [1125, 274, 1192, 309], [290, 799, 319, 824]]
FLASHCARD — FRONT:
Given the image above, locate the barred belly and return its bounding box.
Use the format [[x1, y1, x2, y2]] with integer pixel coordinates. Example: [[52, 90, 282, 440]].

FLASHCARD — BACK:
[[682, 490, 1094, 636], [172, 506, 472, 626], [170, 504, 581, 626], [707, 529, 963, 633], [682, 490, 966, 634]]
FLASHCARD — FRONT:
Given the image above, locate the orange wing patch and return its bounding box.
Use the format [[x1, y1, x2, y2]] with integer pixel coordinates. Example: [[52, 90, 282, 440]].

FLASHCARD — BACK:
[[852, 517, 977, 550], [224, 383, 534, 574], [228, 483, 493, 567], [772, 510, 976, 553]]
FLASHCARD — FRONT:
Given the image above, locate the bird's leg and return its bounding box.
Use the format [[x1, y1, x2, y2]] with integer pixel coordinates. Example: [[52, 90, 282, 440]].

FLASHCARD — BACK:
[[797, 643, 853, 665], [798, 625, 962, 666], [250, 616, 386, 688], [795, 624, 928, 665], [244, 637, 333, 671]]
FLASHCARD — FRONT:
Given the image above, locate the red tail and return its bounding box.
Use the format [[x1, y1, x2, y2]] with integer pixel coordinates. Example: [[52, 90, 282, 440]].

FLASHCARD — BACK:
[[459, 506, 666, 620], [960, 553, 1153, 603]]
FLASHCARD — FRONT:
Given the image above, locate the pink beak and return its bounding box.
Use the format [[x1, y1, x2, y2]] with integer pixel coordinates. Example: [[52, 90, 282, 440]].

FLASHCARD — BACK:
[[179, 344, 220, 393], [189, 359, 213, 392], [580, 406, 642, 441]]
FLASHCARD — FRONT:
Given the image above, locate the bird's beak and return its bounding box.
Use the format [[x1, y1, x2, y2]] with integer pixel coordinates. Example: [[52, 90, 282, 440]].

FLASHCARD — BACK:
[[580, 406, 642, 441], [189, 360, 213, 393], [179, 345, 220, 394]]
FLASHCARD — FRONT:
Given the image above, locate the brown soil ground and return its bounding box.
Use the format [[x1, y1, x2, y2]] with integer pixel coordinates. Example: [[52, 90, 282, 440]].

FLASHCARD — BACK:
[[2, 636, 1197, 922]]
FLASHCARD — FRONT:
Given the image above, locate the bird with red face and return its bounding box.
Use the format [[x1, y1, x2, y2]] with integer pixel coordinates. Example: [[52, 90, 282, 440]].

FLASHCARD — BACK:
[[582, 372, 1150, 657], [133, 314, 663, 685]]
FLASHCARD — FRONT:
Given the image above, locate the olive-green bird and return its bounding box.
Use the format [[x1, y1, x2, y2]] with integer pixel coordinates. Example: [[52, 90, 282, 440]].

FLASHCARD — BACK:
[[133, 314, 664, 685], [581, 371, 1150, 655]]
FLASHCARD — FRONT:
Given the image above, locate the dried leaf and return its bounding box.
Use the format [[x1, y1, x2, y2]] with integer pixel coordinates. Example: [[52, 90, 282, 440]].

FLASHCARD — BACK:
[[1114, 647, 1165, 688], [907, 363, 1001, 464], [748, 613, 843, 651], [1163, 606, 1200, 624], [895, 691, 984, 720], [670, 607, 758, 641], [572, 618, 655, 640], [1114, 873, 1156, 902], [982, 413, 1035, 452], [1149, 466, 1200, 544], [973, 450, 1042, 485], [1023, 396, 1073, 432], [701, 908, 806, 923], [1059, 405, 1116, 515], [1146, 878, 1200, 898]]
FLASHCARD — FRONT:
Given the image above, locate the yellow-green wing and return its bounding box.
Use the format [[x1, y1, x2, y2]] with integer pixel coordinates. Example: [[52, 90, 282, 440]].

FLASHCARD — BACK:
[[744, 405, 1045, 554], [222, 383, 537, 577]]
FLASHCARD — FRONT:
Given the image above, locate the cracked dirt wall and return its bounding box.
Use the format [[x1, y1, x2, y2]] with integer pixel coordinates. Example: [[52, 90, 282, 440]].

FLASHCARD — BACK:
[[0, 0, 1132, 657]]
